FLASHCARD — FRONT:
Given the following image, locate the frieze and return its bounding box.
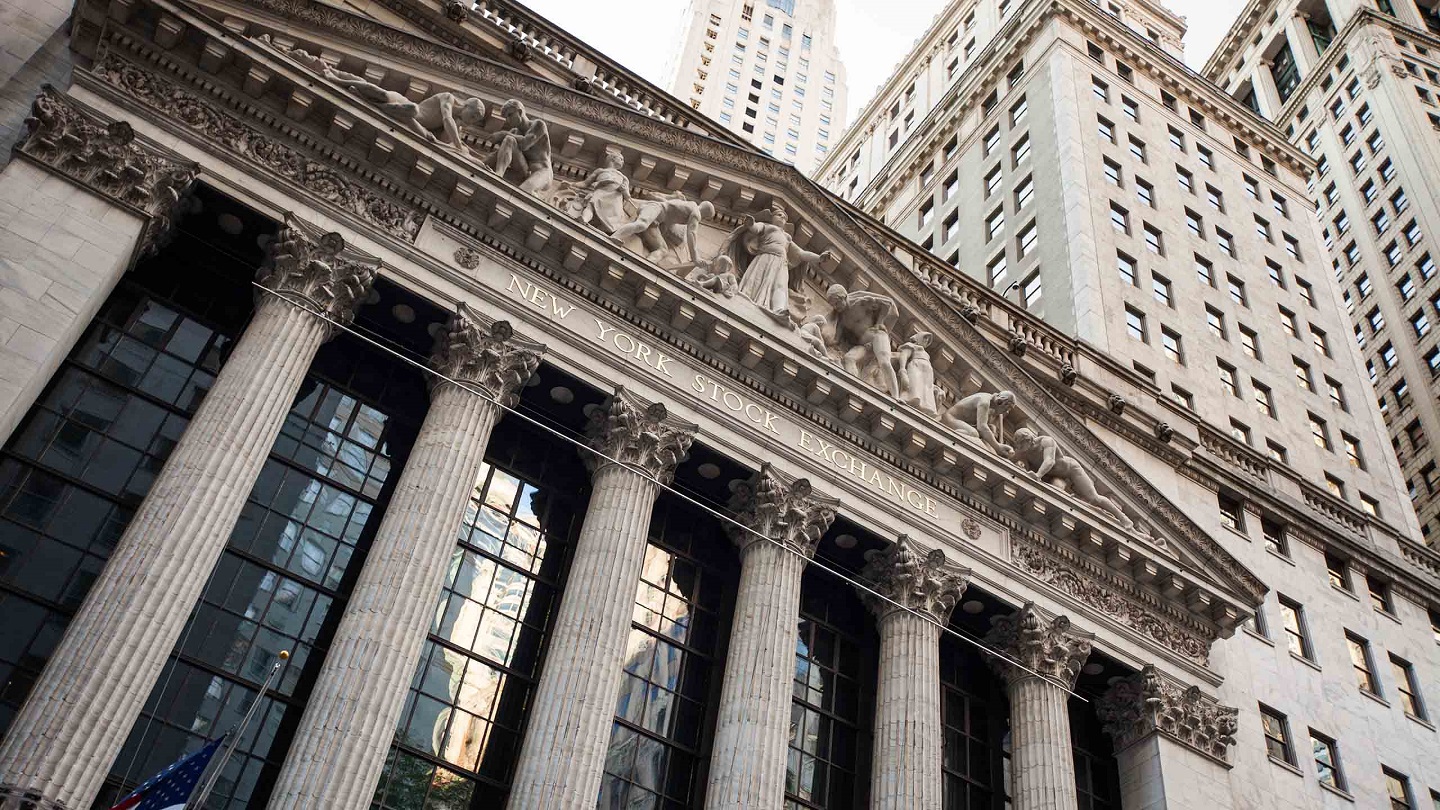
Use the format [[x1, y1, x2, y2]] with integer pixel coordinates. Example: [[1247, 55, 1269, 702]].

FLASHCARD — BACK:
[[87, 8, 1263, 606], [91, 51, 422, 243], [16, 86, 197, 254], [1012, 536, 1213, 665]]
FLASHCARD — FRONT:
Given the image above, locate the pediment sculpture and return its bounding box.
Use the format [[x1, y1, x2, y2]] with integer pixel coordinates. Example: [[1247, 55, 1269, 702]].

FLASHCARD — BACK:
[[718, 202, 837, 322]]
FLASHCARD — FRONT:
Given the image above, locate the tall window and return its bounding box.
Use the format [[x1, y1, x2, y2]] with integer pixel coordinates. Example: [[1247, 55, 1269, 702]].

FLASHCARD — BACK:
[[1385, 767, 1414, 810], [940, 638, 1006, 808], [787, 571, 875, 808], [1259, 705, 1294, 764], [1310, 731, 1345, 790], [1346, 632, 1379, 695], [1390, 655, 1426, 719], [374, 421, 587, 807], [1070, 700, 1120, 809], [1278, 596, 1312, 659], [601, 498, 738, 807], [1271, 42, 1301, 101]]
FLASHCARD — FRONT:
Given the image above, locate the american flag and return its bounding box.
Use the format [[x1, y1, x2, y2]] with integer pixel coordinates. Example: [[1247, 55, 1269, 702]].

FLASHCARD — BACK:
[[108, 734, 227, 810]]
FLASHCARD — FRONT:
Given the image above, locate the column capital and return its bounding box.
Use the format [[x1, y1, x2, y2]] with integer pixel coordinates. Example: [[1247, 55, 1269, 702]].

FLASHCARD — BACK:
[[984, 602, 1093, 688], [258, 213, 379, 328], [725, 463, 838, 557], [583, 386, 696, 484], [1097, 664, 1239, 763], [861, 534, 969, 623], [18, 87, 198, 254], [430, 302, 544, 405]]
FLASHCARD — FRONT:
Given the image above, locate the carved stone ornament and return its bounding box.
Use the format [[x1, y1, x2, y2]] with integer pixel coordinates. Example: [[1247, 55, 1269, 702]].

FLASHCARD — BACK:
[[860, 534, 970, 623], [1107, 394, 1126, 415], [984, 602, 1094, 688], [583, 386, 697, 484], [961, 517, 982, 540], [258, 214, 379, 328], [454, 247, 482, 270], [1097, 665, 1239, 762], [1011, 537, 1212, 665], [1007, 331, 1027, 356], [444, 0, 470, 22], [1059, 362, 1078, 386], [429, 303, 544, 405], [18, 87, 198, 254], [508, 38, 533, 62], [94, 54, 422, 243], [959, 303, 980, 322], [726, 463, 839, 557], [1154, 422, 1174, 443]]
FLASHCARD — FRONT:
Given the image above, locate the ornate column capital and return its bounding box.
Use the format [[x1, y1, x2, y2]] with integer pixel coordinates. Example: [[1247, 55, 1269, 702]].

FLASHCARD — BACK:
[[1098, 665, 1239, 763], [18, 86, 198, 253], [258, 213, 379, 328], [430, 302, 543, 405], [861, 534, 969, 623], [725, 463, 838, 557], [583, 386, 696, 484], [984, 602, 1094, 688]]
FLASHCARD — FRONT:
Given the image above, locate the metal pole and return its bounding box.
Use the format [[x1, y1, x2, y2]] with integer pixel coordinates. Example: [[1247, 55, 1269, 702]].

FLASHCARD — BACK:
[[186, 650, 289, 810]]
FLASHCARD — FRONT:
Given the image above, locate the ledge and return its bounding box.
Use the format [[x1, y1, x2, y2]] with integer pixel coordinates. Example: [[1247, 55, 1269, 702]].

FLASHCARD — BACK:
[[1265, 546, 1297, 567], [1405, 713, 1436, 732], [1244, 626, 1275, 646], [1331, 584, 1359, 602], [1375, 608, 1402, 626], [1269, 755, 1304, 777], [1290, 651, 1323, 673], [1359, 689, 1391, 710], [1318, 781, 1355, 803]]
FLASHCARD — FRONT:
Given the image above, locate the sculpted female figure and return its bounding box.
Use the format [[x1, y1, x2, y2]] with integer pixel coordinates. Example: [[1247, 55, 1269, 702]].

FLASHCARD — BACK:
[[897, 330, 939, 415], [566, 148, 632, 233], [717, 202, 831, 318]]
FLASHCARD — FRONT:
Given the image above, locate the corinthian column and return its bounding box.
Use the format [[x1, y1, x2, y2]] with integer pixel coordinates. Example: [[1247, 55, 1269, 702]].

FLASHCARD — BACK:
[[268, 305, 543, 810], [985, 603, 1094, 810], [705, 466, 838, 810], [0, 216, 376, 810], [861, 536, 969, 810], [507, 388, 695, 809]]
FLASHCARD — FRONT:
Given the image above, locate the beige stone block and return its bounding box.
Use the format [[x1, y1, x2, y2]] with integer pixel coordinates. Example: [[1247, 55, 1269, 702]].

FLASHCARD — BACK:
[[5, 324, 56, 363]]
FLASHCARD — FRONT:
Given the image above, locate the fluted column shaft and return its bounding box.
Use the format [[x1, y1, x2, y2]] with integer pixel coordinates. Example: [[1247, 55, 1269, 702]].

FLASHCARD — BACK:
[[268, 306, 543, 810], [705, 466, 836, 810], [705, 540, 809, 808], [872, 614, 943, 808], [1009, 675, 1079, 810], [507, 389, 694, 810], [0, 299, 336, 809], [861, 534, 968, 810]]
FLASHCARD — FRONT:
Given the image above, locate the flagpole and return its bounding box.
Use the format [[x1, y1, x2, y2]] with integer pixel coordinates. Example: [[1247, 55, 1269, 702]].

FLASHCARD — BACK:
[[186, 650, 289, 810]]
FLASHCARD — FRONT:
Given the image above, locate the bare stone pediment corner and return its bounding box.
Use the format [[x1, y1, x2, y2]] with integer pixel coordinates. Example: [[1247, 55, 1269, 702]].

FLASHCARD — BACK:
[[77, 0, 1262, 640]]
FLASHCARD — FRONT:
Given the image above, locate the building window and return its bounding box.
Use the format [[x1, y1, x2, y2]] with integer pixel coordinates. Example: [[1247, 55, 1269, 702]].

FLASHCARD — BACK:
[[1346, 632, 1379, 695], [1392, 655, 1426, 719], [1218, 361, 1239, 398], [1310, 731, 1346, 791], [1278, 596, 1312, 659], [1161, 327, 1183, 363], [1195, 255, 1214, 286], [1143, 224, 1163, 254], [1368, 574, 1394, 613], [1240, 326, 1260, 359], [1110, 203, 1130, 234], [1017, 221, 1038, 258], [1015, 175, 1035, 209], [1261, 517, 1288, 555], [1136, 178, 1154, 207], [1152, 275, 1172, 306], [1254, 382, 1275, 417], [1326, 552, 1351, 591], [986, 208, 1005, 241], [1021, 272, 1042, 309], [1260, 705, 1294, 764], [1384, 767, 1414, 810], [1117, 252, 1137, 285], [1219, 491, 1245, 530]]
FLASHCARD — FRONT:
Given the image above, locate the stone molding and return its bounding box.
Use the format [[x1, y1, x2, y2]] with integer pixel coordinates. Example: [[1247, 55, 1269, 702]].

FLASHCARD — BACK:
[[725, 463, 839, 557], [860, 534, 970, 623], [1098, 665, 1239, 764], [16, 85, 198, 254], [429, 302, 544, 405], [84, 11, 1266, 609], [985, 603, 1094, 688], [583, 386, 696, 484], [259, 213, 378, 329], [1012, 535, 1213, 666]]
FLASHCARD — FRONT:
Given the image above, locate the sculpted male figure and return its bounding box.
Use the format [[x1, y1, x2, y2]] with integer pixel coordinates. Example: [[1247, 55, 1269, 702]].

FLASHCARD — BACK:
[[825, 284, 901, 398], [611, 192, 716, 265], [1010, 427, 1135, 529], [290, 49, 486, 154], [940, 390, 1016, 457], [493, 99, 554, 194]]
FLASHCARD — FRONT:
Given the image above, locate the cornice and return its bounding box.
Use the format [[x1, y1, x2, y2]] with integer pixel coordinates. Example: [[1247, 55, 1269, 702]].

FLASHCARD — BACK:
[[82, 0, 1268, 612], [1201, 0, 1273, 81]]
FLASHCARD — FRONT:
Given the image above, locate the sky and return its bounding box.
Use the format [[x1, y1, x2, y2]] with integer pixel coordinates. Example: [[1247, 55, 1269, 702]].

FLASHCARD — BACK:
[[522, 0, 1249, 126]]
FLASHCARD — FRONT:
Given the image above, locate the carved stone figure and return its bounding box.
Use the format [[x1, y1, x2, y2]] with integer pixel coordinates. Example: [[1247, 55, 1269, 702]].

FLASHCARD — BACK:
[[897, 330, 939, 415], [824, 284, 901, 398], [685, 254, 739, 298], [940, 391, 1015, 457], [557, 147, 632, 233], [282, 45, 487, 155], [718, 202, 832, 318], [1010, 427, 1134, 529], [611, 191, 715, 266], [493, 99, 554, 194], [796, 314, 830, 360]]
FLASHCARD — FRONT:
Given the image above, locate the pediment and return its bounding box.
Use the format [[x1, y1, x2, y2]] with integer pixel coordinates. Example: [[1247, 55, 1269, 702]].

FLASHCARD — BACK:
[[74, 0, 1263, 651]]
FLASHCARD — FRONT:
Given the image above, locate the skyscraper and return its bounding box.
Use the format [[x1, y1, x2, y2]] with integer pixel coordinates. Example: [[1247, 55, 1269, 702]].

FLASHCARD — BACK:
[[668, 0, 848, 172], [1204, 0, 1440, 546]]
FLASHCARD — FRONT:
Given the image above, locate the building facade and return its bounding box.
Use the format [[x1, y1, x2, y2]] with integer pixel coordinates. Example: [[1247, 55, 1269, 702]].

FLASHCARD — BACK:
[[667, 0, 847, 172], [811, 0, 1440, 805], [0, 2, 1437, 810], [1203, 0, 1440, 548]]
